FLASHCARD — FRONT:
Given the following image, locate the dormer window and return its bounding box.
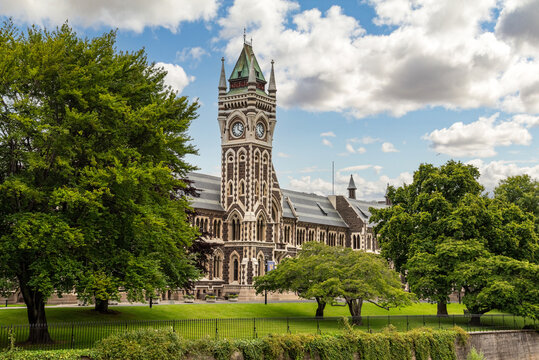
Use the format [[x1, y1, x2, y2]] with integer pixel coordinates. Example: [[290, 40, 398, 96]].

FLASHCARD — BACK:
[[237, 70, 242, 77]]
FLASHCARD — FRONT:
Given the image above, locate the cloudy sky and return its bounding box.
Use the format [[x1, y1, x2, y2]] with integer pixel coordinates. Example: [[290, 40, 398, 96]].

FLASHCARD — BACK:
[[2, 0, 539, 199]]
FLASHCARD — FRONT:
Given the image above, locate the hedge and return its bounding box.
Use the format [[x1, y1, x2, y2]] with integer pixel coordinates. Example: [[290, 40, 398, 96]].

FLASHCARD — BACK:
[[1, 326, 468, 360]]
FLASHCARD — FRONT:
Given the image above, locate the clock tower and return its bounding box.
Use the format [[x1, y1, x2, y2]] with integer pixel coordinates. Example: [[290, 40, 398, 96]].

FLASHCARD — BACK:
[[217, 40, 282, 287]]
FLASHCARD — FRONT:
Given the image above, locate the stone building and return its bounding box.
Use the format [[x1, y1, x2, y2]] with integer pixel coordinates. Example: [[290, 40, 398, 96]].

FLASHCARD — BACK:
[[187, 41, 389, 300]]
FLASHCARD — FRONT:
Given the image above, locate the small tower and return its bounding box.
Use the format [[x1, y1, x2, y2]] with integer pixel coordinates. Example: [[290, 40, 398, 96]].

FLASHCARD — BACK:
[[347, 175, 357, 200], [384, 183, 392, 205]]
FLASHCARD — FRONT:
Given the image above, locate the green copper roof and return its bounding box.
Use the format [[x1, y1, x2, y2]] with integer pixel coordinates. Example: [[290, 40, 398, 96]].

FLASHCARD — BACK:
[[229, 43, 266, 83]]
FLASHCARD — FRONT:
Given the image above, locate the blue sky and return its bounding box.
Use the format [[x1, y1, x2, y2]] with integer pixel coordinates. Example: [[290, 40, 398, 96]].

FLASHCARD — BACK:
[[2, 0, 539, 199]]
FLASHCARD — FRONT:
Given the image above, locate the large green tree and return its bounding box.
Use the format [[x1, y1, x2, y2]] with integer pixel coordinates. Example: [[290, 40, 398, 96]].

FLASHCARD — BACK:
[[371, 161, 538, 320], [0, 22, 200, 343], [371, 161, 483, 316], [254, 242, 413, 322]]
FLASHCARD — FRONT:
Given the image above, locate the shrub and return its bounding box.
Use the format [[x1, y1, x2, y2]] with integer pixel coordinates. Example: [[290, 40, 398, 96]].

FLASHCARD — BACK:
[[0, 349, 92, 360], [467, 347, 486, 360], [92, 329, 187, 360]]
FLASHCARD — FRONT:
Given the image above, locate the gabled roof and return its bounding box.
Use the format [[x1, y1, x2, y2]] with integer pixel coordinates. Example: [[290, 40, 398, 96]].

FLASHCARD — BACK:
[[281, 189, 348, 228], [186, 172, 382, 229], [346, 197, 388, 226], [187, 173, 224, 212], [229, 43, 266, 83]]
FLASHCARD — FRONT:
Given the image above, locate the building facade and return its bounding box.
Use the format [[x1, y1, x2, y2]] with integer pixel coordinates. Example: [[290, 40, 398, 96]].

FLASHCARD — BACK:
[[188, 42, 389, 299]]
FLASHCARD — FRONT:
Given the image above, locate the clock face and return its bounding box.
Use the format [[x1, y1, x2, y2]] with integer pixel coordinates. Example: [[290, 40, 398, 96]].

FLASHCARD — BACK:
[[231, 121, 244, 137], [256, 122, 265, 139]]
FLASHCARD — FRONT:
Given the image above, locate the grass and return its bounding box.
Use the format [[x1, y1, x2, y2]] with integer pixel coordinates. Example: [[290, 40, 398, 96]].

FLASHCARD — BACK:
[[0, 302, 471, 325]]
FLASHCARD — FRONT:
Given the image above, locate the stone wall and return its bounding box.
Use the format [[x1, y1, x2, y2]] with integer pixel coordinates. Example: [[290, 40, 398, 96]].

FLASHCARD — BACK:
[[456, 330, 539, 360]]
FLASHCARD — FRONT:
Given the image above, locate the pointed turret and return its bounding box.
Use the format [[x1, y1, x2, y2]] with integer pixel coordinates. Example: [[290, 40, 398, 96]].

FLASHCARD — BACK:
[[347, 175, 357, 200], [219, 57, 227, 95], [268, 60, 276, 98], [248, 52, 256, 91]]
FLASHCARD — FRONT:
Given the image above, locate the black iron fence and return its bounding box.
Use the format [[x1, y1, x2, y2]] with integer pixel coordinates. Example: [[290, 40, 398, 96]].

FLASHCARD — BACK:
[[0, 314, 536, 351]]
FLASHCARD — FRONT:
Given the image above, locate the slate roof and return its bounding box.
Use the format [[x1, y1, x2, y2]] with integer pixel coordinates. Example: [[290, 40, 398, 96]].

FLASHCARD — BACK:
[[281, 189, 348, 228], [346, 198, 388, 225], [186, 173, 379, 228], [187, 173, 224, 212]]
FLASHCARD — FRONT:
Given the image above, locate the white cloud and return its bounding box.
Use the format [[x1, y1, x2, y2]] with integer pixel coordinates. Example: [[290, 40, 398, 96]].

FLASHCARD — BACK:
[[218, 0, 539, 118], [177, 47, 209, 63], [320, 131, 336, 137], [155, 62, 194, 93], [0, 0, 219, 32], [340, 165, 372, 172], [345, 143, 356, 153], [357, 147, 367, 154], [299, 166, 327, 174], [467, 158, 539, 190], [424, 113, 539, 157], [322, 138, 332, 147], [286, 170, 412, 199], [277, 152, 290, 158], [381, 142, 399, 153]]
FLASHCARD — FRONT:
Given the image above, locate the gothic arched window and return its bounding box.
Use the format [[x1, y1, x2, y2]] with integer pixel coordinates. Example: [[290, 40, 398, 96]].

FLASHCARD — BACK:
[[233, 258, 239, 281], [256, 215, 266, 241]]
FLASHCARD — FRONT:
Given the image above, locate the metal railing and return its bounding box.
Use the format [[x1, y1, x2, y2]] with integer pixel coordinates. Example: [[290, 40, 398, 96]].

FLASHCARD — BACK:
[[0, 314, 536, 351]]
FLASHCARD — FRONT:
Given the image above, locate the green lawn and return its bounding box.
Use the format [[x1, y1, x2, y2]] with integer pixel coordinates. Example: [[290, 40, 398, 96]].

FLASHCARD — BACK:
[[0, 302, 470, 325], [1, 302, 535, 351]]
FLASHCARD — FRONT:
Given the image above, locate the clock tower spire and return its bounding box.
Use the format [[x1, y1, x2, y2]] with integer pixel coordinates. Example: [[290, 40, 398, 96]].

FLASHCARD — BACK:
[[217, 41, 282, 286]]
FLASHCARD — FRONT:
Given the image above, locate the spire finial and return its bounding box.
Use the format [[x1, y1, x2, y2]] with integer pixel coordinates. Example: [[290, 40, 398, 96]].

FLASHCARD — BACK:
[[219, 56, 227, 93], [243, 28, 246, 43], [268, 59, 276, 96]]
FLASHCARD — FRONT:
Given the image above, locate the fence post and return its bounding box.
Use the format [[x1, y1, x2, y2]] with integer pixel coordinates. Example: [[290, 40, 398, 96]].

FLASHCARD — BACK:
[[438, 316, 441, 329], [387, 315, 390, 327], [452, 315, 455, 328], [173, 320, 175, 333], [367, 316, 370, 333], [317, 319, 320, 334], [71, 322, 75, 349], [513, 315, 516, 329], [423, 315, 425, 327], [253, 318, 257, 338], [287, 318, 290, 334], [215, 319, 218, 339], [406, 315, 409, 331]]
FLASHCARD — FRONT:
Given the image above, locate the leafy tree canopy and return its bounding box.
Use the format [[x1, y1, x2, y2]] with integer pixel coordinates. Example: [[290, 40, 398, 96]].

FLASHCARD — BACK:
[[254, 242, 413, 321], [0, 21, 200, 342], [371, 161, 538, 319]]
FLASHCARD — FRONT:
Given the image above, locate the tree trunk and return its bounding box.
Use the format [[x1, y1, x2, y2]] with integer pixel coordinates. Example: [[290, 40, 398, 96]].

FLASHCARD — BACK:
[[437, 300, 449, 317], [95, 298, 109, 313], [314, 297, 326, 317], [19, 282, 52, 344], [346, 298, 363, 325], [469, 314, 482, 327]]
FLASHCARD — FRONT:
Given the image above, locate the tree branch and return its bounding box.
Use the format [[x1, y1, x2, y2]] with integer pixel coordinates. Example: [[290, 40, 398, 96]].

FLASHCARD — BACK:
[[366, 300, 390, 310]]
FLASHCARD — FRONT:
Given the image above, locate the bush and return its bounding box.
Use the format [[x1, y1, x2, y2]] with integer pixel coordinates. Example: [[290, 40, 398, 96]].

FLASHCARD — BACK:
[[0, 349, 92, 360], [467, 347, 486, 360], [1, 327, 466, 360], [92, 329, 187, 360]]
